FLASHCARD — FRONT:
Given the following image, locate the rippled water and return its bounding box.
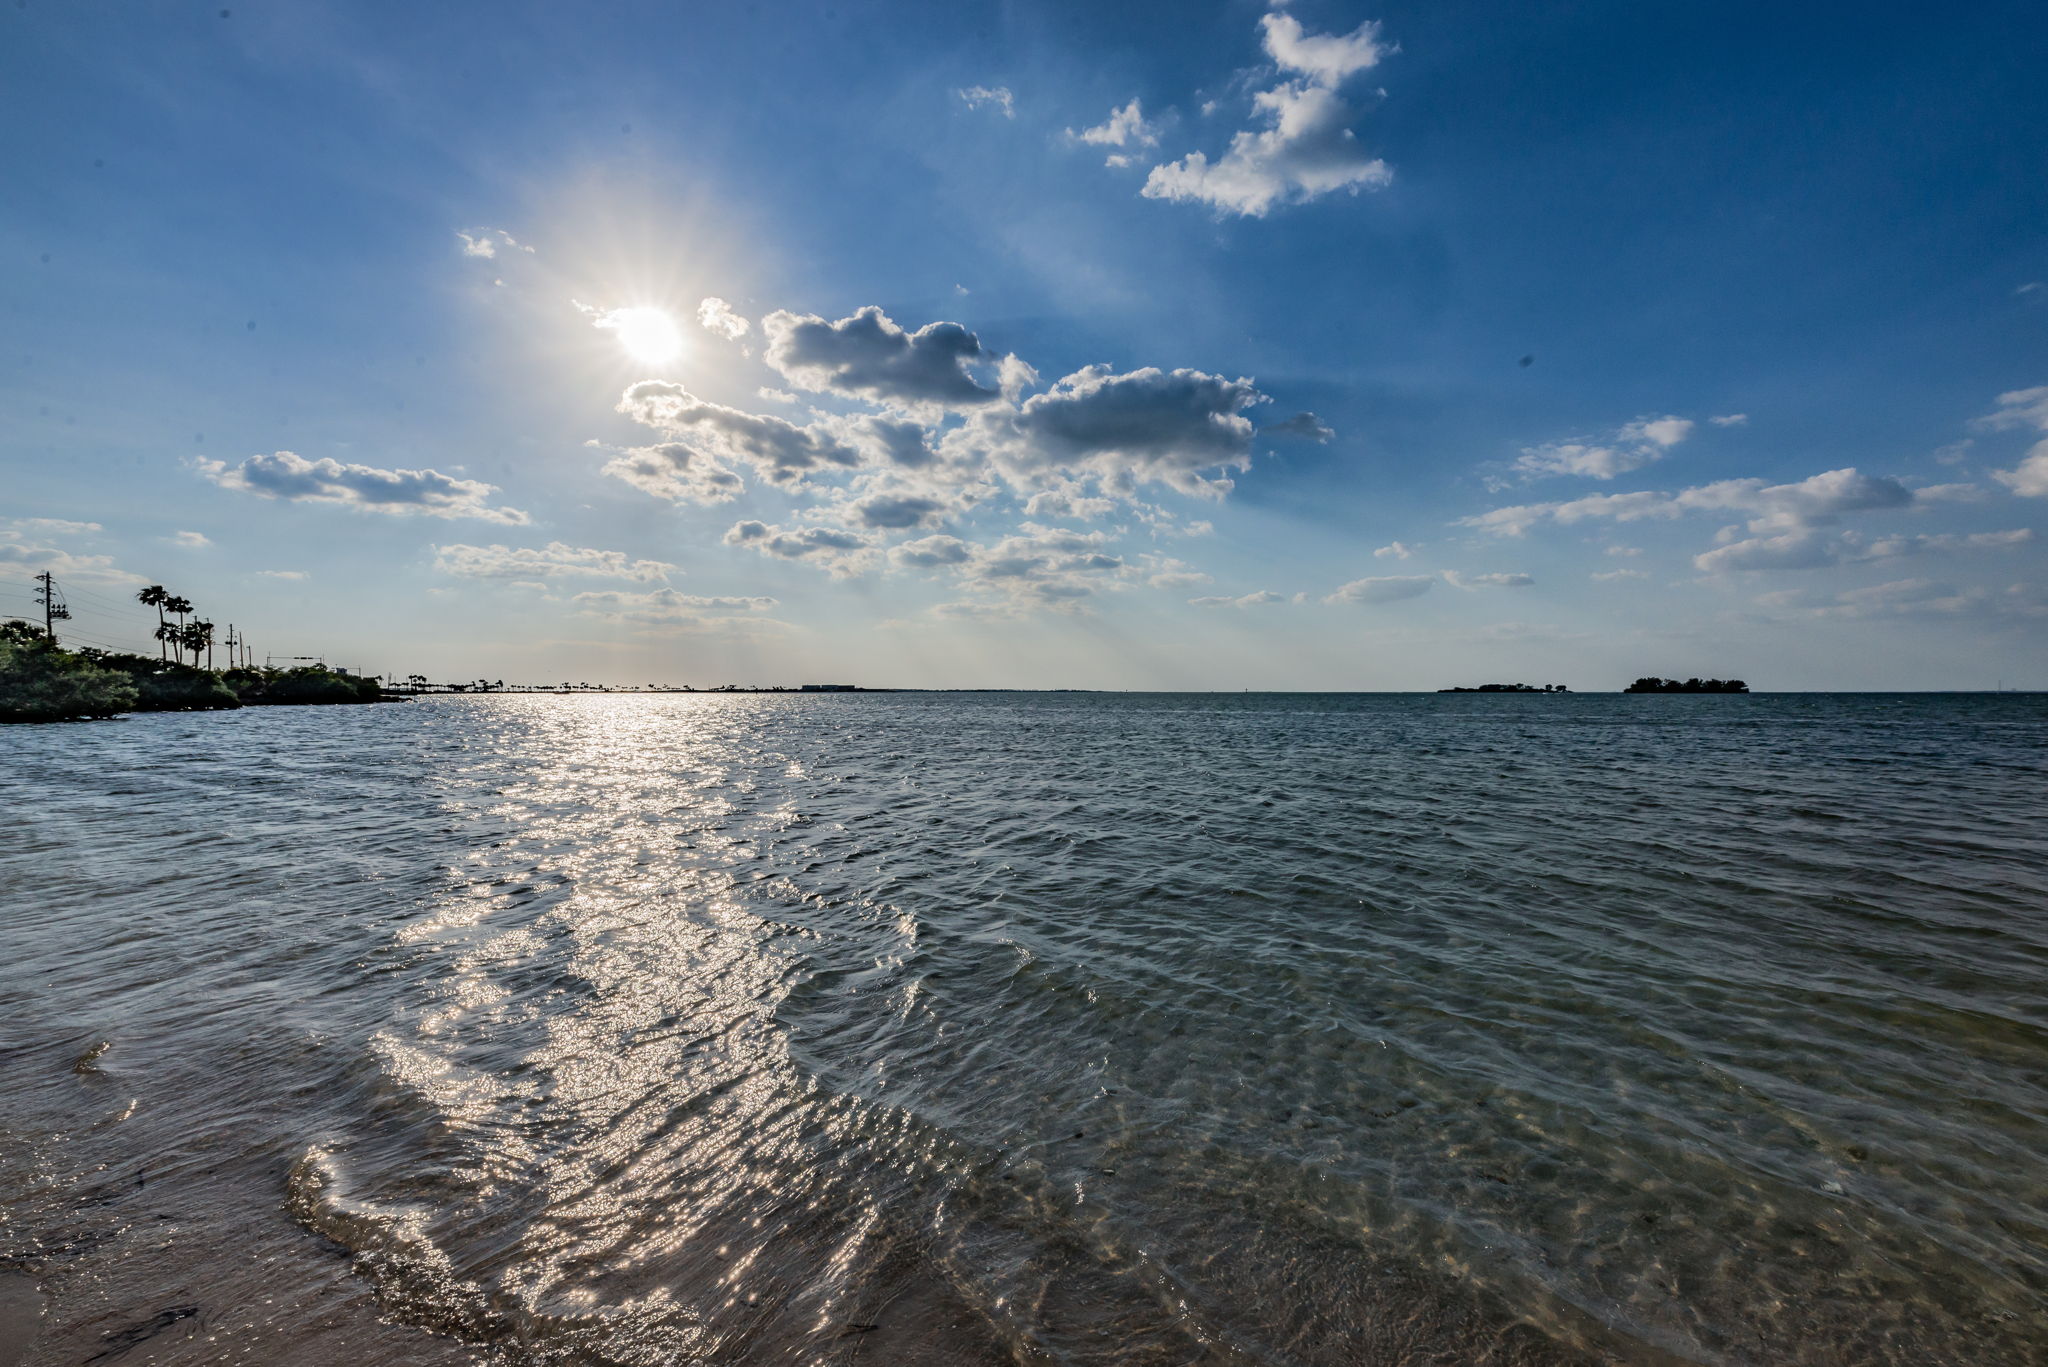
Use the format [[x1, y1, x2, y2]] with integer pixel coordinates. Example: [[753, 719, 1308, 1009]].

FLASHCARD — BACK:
[[2, 693, 2045, 1365]]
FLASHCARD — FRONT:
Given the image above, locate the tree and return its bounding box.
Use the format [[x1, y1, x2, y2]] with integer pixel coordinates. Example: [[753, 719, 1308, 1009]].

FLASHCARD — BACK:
[[164, 595, 193, 657], [178, 620, 214, 668], [137, 585, 171, 659]]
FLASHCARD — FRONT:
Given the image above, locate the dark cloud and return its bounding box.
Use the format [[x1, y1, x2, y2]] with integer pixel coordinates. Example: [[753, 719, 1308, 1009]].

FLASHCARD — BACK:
[[617, 382, 859, 486], [198, 450, 528, 524], [763, 306, 1004, 408]]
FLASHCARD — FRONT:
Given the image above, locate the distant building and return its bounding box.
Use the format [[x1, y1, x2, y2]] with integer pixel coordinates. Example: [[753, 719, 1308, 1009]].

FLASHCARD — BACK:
[[801, 683, 858, 692]]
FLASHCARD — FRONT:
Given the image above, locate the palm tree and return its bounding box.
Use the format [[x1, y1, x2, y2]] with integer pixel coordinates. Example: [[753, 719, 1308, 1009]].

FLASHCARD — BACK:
[[178, 620, 213, 668], [154, 622, 182, 660], [164, 595, 193, 654], [137, 585, 170, 659]]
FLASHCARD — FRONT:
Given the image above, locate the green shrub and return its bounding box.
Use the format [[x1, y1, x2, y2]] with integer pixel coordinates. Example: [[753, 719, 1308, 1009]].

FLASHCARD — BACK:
[[0, 641, 139, 722]]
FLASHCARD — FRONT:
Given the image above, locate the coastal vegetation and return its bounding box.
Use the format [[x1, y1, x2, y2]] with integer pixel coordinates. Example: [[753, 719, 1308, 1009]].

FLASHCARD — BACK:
[[1625, 677, 1750, 693], [0, 620, 381, 723], [1437, 682, 1570, 693]]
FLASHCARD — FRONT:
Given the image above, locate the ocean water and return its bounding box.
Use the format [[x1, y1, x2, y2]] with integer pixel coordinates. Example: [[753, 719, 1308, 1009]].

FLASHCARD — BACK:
[[1, 692, 2044, 1366]]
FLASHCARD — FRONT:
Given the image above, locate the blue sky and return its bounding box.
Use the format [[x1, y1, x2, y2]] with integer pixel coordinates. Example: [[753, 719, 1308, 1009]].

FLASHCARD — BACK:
[[5, 0, 2045, 688]]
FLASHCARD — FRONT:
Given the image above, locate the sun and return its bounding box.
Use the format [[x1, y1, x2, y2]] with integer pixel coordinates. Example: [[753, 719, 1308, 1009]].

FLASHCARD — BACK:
[[607, 307, 684, 364]]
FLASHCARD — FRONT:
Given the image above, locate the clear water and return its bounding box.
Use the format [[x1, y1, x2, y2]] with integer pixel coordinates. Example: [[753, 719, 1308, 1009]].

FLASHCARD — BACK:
[[2, 693, 2044, 1365]]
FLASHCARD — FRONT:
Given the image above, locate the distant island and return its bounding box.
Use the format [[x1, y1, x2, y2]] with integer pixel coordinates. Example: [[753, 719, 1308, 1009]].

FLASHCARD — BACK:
[[1624, 676, 1749, 694], [1437, 683, 1570, 693]]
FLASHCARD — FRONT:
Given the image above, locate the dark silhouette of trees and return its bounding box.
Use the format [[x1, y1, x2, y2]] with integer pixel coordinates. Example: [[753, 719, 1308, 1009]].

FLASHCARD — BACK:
[[1624, 677, 1749, 693], [137, 585, 170, 659]]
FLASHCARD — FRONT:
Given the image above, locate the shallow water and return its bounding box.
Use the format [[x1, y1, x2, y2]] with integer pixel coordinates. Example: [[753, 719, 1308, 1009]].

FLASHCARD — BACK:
[[2, 693, 2044, 1365]]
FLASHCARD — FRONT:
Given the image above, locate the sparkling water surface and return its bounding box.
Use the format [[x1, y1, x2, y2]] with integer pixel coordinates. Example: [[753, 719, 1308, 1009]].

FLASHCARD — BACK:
[[2, 693, 2044, 1365]]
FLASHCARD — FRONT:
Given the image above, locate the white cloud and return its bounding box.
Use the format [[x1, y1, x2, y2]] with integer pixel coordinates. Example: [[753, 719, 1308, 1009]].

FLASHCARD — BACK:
[[1973, 385, 2048, 497], [0, 528, 142, 585], [1190, 589, 1286, 607], [1443, 570, 1535, 589], [1373, 540, 1417, 559], [1323, 574, 1433, 605], [1513, 414, 1694, 481], [956, 85, 1015, 118], [1260, 11, 1389, 86], [1591, 568, 1648, 581], [433, 541, 675, 583], [1071, 99, 1161, 167], [168, 530, 211, 549], [697, 297, 750, 341], [763, 306, 1007, 410], [8, 518, 100, 536], [571, 587, 779, 626], [1771, 577, 2048, 622], [1710, 413, 1749, 427], [197, 451, 529, 524], [257, 569, 307, 580], [1695, 526, 2030, 575], [1143, 81, 1390, 217], [1139, 10, 1394, 217], [1466, 467, 1924, 537], [598, 441, 745, 506], [456, 229, 530, 259]]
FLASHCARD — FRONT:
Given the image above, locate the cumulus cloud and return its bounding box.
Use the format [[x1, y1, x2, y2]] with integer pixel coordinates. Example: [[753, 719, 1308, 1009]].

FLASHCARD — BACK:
[[1373, 540, 1417, 559], [1324, 574, 1433, 605], [1261, 411, 1334, 442], [1443, 570, 1534, 589], [1973, 385, 2048, 497], [1513, 414, 1694, 481], [616, 381, 860, 487], [1710, 413, 1749, 427], [1260, 10, 1389, 86], [956, 85, 1015, 118], [1466, 467, 1923, 537], [1190, 589, 1286, 607], [1071, 99, 1160, 167], [722, 520, 878, 577], [1591, 568, 1648, 581], [433, 541, 675, 583], [889, 535, 974, 569], [1140, 10, 1393, 217], [169, 530, 211, 549], [197, 451, 529, 524], [697, 297, 751, 340], [258, 569, 307, 580], [848, 492, 948, 529], [9, 518, 101, 536], [763, 306, 1006, 410], [1144, 81, 1390, 217], [961, 364, 1265, 497]]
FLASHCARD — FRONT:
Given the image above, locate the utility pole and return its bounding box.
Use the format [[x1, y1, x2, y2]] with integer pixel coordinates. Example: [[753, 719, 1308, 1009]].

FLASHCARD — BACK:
[[33, 571, 70, 645]]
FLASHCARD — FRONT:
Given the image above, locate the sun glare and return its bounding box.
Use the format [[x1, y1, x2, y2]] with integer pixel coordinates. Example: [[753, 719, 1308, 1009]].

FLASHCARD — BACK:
[[608, 307, 684, 364]]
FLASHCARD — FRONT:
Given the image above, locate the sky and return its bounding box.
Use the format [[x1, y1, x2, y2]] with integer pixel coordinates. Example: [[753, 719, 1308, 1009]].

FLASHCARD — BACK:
[[4, 0, 2046, 690]]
